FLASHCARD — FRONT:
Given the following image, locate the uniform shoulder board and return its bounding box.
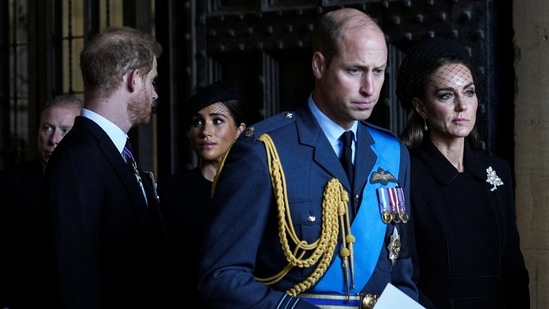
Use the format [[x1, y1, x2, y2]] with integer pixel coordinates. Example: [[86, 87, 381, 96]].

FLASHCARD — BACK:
[[241, 111, 297, 143]]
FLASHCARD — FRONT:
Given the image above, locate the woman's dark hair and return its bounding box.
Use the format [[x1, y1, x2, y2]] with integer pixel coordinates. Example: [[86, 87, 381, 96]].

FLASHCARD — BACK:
[[220, 99, 245, 126]]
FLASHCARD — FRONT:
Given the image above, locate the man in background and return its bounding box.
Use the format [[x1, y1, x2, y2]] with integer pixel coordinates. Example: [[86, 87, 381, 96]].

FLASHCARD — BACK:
[[0, 94, 83, 308]]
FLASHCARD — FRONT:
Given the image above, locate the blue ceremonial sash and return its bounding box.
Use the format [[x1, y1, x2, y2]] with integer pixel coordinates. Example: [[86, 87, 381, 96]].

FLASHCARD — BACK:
[[311, 127, 401, 295]]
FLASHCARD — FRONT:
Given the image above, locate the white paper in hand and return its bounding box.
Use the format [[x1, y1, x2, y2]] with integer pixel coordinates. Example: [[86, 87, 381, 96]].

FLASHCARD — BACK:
[[374, 283, 425, 309]]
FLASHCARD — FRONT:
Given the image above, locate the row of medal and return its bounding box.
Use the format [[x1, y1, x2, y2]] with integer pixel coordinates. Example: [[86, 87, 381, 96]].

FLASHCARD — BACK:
[[376, 187, 408, 224]]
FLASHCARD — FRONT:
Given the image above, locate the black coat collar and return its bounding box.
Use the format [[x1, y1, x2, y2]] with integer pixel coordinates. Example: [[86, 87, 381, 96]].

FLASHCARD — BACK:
[[416, 138, 486, 184]]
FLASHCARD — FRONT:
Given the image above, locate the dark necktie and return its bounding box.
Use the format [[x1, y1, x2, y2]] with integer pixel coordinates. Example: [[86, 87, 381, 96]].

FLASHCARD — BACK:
[[340, 131, 354, 184], [123, 139, 150, 206], [123, 140, 142, 184]]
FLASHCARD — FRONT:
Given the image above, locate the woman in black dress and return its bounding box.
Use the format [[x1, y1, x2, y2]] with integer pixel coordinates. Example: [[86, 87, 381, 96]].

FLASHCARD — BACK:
[[157, 81, 246, 307], [396, 38, 530, 309]]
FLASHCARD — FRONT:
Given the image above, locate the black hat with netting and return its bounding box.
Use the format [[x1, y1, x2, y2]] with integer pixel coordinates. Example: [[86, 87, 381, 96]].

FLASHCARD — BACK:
[[396, 38, 479, 112], [187, 80, 240, 116]]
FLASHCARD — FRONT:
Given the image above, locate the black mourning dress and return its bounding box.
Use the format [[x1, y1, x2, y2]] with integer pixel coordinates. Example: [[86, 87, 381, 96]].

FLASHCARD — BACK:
[[157, 167, 214, 308]]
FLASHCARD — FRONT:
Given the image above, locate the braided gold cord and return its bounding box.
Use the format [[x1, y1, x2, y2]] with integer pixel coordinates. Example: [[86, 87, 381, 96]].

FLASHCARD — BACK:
[[256, 133, 349, 296], [287, 178, 347, 296], [211, 134, 352, 296]]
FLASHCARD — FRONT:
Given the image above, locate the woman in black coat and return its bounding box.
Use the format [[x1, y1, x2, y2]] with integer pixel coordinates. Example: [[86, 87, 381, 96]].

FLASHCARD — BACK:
[[396, 38, 530, 309], [157, 81, 246, 308]]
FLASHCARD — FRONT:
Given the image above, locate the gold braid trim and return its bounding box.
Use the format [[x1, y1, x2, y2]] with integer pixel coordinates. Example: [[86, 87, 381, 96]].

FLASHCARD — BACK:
[[254, 133, 351, 296], [211, 133, 353, 296]]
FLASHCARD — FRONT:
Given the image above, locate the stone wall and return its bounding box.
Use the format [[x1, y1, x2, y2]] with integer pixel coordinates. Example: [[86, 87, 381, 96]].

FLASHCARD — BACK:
[[513, 1, 549, 307]]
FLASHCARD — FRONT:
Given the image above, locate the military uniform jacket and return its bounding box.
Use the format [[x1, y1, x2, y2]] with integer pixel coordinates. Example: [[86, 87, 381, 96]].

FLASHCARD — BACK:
[[410, 138, 530, 309], [41, 116, 183, 308], [198, 105, 417, 309]]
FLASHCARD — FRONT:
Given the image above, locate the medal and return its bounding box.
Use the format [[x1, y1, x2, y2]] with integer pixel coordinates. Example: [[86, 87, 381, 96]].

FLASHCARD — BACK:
[[400, 211, 409, 223], [377, 187, 408, 224], [392, 211, 401, 223], [376, 188, 392, 224], [387, 227, 401, 265], [396, 187, 408, 224], [388, 188, 401, 223], [130, 161, 142, 184], [145, 171, 159, 202], [382, 210, 392, 224]]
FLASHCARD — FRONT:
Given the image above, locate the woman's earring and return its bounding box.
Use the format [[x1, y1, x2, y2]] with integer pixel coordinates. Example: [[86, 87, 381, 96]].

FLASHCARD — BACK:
[[423, 119, 428, 131]]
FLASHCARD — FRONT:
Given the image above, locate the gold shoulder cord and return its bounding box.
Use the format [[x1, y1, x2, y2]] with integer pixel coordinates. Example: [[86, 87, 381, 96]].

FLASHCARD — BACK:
[[212, 133, 355, 296]]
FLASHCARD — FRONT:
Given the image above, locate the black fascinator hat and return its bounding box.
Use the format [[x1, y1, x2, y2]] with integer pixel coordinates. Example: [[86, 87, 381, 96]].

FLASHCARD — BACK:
[[187, 80, 240, 115]]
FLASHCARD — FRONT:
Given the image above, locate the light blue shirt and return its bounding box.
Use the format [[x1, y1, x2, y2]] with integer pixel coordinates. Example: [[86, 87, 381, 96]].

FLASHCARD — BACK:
[[308, 95, 357, 163]]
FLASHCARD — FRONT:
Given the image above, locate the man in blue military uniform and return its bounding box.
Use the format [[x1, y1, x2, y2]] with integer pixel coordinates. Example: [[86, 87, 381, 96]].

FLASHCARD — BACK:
[[197, 8, 418, 309]]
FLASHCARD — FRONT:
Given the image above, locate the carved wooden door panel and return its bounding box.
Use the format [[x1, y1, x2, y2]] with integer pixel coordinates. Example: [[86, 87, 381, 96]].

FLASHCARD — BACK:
[[155, 0, 512, 175]]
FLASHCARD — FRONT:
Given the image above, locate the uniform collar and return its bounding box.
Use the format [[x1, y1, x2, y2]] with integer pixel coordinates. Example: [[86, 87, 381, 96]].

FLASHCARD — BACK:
[[308, 95, 358, 155]]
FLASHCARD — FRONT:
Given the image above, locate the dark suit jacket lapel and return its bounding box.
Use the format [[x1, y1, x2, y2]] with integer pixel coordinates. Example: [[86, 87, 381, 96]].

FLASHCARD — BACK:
[[76, 117, 150, 214]]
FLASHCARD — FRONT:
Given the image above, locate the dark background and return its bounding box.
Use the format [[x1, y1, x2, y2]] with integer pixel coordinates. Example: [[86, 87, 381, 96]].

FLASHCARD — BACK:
[[0, 0, 514, 179]]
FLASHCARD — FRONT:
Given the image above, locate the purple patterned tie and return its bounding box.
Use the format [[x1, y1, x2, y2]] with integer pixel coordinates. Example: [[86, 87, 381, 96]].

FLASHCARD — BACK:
[[123, 140, 141, 184]]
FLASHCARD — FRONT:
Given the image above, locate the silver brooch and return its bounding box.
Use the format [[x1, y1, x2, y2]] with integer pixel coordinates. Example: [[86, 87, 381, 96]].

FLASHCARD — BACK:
[[486, 166, 504, 191]]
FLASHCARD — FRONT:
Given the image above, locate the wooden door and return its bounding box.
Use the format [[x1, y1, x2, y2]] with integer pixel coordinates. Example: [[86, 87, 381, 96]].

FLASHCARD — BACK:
[[155, 0, 513, 177]]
